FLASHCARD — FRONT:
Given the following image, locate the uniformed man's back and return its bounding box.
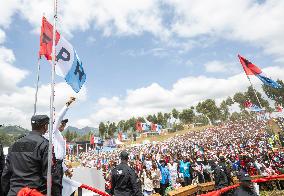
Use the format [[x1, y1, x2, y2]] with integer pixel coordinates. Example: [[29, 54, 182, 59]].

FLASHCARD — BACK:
[[1, 115, 60, 196], [111, 151, 142, 196], [6, 132, 49, 195]]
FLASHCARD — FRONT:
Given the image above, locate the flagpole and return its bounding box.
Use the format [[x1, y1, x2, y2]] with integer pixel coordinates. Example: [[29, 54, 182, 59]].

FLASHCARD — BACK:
[[33, 57, 41, 115], [245, 74, 263, 108], [47, 0, 57, 195]]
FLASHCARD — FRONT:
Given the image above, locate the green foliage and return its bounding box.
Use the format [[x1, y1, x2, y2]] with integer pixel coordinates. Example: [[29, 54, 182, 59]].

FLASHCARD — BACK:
[[179, 109, 195, 124], [99, 122, 106, 138], [262, 79, 284, 106], [172, 108, 179, 119], [193, 115, 209, 126], [0, 132, 15, 146], [196, 99, 220, 123], [219, 100, 230, 122], [108, 122, 117, 137], [173, 123, 183, 131], [245, 86, 269, 109]]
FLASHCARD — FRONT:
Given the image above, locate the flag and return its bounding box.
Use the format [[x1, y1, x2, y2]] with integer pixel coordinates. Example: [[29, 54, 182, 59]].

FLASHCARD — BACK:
[[39, 17, 86, 93], [90, 134, 94, 144], [238, 54, 281, 89], [243, 100, 253, 108], [249, 104, 262, 112]]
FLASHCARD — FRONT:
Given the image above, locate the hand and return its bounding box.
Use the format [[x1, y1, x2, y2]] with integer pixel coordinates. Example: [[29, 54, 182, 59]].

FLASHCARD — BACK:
[[65, 168, 73, 178], [66, 97, 76, 107]]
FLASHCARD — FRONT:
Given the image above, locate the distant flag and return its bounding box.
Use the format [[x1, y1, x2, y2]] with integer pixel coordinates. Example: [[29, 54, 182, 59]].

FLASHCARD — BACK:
[[249, 104, 262, 112], [39, 17, 86, 93], [238, 54, 281, 89], [243, 100, 253, 108]]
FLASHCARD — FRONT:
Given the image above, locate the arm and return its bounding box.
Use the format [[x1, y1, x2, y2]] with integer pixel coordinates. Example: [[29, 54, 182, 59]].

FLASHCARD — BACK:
[[53, 105, 69, 133]]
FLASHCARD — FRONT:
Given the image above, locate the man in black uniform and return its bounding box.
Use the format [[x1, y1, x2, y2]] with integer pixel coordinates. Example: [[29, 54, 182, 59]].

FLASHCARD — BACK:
[[234, 173, 258, 196], [1, 115, 60, 196], [211, 161, 229, 190], [111, 151, 143, 196], [0, 142, 5, 195]]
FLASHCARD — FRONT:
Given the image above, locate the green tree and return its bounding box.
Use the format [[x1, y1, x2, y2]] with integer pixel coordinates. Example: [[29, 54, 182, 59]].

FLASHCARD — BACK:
[[233, 92, 247, 110], [172, 108, 179, 120], [146, 115, 153, 122], [245, 86, 269, 109], [219, 100, 230, 122], [157, 112, 164, 125], [196, 99, 220, 123], [152, 114, 158, 124], [137, 117, 146, 123], [99, 122, 106, 138], [262, 80, 284, 106], [179, 109, 195, 124], [226, 96, 234, 106], [108, 122, 117, 138], [193, 115, 209, 126]]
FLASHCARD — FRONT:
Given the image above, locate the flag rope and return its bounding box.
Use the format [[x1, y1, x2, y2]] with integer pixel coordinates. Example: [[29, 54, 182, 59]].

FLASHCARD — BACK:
[[33, 57, 41, 115]]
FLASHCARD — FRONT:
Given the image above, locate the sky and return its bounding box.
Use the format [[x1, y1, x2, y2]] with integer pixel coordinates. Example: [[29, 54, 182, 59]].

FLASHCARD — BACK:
[[0, 0, 284, 129]]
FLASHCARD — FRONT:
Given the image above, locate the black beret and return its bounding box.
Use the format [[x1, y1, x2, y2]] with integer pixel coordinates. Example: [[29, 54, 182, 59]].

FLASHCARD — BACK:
[[120, 151, 129, 160], [61, 119, 68, 124], [31, 115, 49, 125]]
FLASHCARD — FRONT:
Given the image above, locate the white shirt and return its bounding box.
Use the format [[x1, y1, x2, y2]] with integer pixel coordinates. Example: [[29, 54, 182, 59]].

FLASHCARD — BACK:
[[44, 105, 69, 171]]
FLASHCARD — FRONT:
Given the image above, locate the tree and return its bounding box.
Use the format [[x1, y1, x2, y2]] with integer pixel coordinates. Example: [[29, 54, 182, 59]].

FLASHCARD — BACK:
[[152, 114, 158, 124], [146, 115, 153, 122], [226, 96, 234, 106], [137, 117, 146, 123], [126, 117, 136, 132], [163, 113, 171, 127], [233, 92, 247, 110], [193, 115, 209, 126], [117, 120, 126, 132], [172, 108, 179, 120], [262, 80, 284, 106], [219, 100, 230, 122], [157, 112, 164, 125], [196, 99, 220, 123], [64, 130, 72, 142], [179, 109, 195, 124], [245, 86, 269, 109], [108, 122, 117, 138], [99, 122, 106, 138]]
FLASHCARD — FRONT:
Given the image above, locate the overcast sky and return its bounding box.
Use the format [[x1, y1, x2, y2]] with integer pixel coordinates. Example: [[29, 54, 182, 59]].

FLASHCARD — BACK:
[[0, 0, 284, 129]]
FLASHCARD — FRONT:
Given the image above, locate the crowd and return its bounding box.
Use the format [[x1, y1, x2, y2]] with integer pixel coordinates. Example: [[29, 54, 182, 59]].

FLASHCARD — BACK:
[[77, 118, 284, 195]]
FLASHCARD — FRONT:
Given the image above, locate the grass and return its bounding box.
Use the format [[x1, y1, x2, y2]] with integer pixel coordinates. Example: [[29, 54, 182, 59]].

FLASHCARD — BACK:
[[124, 125, 210, 145]]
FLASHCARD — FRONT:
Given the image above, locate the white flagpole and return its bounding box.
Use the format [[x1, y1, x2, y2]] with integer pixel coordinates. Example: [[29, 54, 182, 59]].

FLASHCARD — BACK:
[[47, 0, 58, 195], [245, 74, 263, 108], [33, 57, 41, 115]]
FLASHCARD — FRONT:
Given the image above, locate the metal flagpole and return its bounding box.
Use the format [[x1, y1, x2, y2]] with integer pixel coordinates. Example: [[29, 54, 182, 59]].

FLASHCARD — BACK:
[[33, 57, 41, 115], [245, 74, 263, 108], [47, 0, 58, 195]]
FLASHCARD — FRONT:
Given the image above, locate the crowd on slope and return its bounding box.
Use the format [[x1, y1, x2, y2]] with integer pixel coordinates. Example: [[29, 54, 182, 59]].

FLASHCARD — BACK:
[[76, 118, 284, 196]]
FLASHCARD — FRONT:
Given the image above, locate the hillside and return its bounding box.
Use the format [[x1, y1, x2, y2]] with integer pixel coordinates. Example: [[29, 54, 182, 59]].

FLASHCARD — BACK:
[[64, 126, 99, 136], [0, 125, 29, 137]]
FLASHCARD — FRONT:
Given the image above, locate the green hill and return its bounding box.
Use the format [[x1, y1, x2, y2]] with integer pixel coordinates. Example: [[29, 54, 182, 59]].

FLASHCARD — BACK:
[[0, 125, 30, 146]]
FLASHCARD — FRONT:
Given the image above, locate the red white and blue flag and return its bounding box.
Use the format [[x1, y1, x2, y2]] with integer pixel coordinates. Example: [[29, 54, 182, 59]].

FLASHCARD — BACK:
[[238, 54, 281, 89], [39, 17, 86, 93]]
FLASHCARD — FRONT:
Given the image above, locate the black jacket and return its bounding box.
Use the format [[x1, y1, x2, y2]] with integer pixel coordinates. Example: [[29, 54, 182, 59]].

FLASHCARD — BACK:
[[0, 143, 5, 195], [234, 186, 258, 196], [111, 162, 142, 196], [1, 131, 59, 196], [214, 165, 229, 189]]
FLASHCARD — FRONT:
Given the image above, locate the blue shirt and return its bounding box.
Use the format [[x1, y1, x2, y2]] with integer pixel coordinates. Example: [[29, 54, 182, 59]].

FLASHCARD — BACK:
[[158, 163, 171, 185], [179, 161, 191, 178]]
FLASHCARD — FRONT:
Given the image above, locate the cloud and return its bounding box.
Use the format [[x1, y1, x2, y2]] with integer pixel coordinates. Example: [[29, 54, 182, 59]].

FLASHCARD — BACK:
[[167, 0, 284, 58], [75, 65, 284, 127], [204, 60, 238, 74], [0, 46, 87, 128]]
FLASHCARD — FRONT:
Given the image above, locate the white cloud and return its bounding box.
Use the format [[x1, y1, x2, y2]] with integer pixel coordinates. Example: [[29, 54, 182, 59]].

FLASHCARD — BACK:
[[204, 60, 238, 74], [76, 65, 284, 127], [167, 0, 284, 58], [0, 45, 87, 128], [0, 29, 5, 44]]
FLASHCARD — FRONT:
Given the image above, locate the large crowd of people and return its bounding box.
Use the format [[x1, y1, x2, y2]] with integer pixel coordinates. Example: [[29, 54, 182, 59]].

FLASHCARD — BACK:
[[76, 118, 284, 195]]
